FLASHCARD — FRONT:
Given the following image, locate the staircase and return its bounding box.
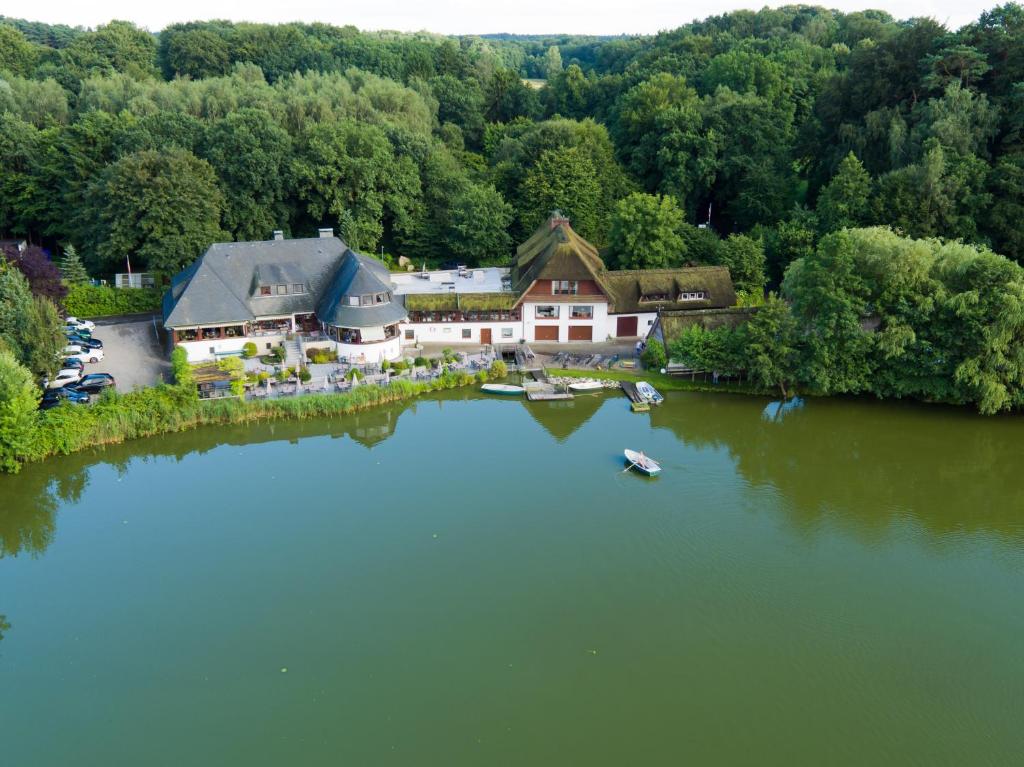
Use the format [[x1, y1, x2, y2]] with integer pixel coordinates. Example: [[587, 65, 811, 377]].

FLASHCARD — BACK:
[[284, 337, 303, 368]]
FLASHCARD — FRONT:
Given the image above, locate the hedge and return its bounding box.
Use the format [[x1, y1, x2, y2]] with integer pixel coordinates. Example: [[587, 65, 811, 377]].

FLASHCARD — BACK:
[[64, 284, 162, 317]]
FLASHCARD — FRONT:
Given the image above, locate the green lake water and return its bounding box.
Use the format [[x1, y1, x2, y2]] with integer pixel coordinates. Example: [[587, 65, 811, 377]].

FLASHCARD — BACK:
[[1, 390, 1023, 766]]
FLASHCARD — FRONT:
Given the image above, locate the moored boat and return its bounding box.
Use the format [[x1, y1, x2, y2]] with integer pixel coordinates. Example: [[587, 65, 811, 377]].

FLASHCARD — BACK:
[[635, 381, 664, 404], [481, 383, 525, 396], [624, 449, 662, 476], [568, 380, 604, 392]]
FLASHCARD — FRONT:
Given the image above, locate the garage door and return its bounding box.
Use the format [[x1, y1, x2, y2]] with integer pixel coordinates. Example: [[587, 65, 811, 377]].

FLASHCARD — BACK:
[[616, 316, 638, 337], [568, 325, 593, 341], [534, 325, 559, 341]]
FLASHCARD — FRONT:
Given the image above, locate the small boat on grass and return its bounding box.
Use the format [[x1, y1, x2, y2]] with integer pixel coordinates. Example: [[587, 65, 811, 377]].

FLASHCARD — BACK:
[[635, 381, 664, 404], [568, 380, 604, 393], [624, 449, 662, 476], [481, 383, 525, 396]]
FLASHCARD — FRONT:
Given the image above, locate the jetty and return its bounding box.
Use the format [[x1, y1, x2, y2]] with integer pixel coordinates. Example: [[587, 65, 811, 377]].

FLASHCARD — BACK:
[[620, 381, 651, 412]]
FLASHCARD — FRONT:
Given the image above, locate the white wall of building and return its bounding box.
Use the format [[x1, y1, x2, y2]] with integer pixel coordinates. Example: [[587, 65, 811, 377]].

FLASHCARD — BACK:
[[402, 320, 527, 346], [520, 301, 609, 343], [177, 334, 287, 363]]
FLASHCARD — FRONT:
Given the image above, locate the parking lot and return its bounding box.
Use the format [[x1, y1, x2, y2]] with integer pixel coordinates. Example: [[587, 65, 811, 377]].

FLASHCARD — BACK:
[[83, 316, 171, 391]]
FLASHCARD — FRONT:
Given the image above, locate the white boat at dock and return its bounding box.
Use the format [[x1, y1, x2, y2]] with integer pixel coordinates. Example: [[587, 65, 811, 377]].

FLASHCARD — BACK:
[[481, 383, 525, 396], [568, 380, 604, 392], [635, 381, 664, 404]]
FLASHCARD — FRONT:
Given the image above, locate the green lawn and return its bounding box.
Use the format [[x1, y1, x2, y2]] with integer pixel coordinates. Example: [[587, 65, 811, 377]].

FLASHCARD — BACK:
[[548, 365, 763, 395]]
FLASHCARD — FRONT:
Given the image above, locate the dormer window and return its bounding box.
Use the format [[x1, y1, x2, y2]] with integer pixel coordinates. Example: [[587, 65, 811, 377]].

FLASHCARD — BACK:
[[349, 296, 360, 306], [276, 284, 287, 295], [292, 284, 305, 294], [259, 286, 271, 296], [639, 292, 672, 303], [679, 291, 707, 301]]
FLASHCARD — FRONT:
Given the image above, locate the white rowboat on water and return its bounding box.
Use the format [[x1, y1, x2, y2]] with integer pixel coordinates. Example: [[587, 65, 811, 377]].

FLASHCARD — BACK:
[[624, 449, 662, 476], [568, 380, 604, 392], [481, 383, 525, 395]]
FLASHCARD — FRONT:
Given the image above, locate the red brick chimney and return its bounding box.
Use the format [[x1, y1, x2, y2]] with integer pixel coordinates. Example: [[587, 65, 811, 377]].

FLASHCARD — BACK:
[[549, 210, 570, 229]]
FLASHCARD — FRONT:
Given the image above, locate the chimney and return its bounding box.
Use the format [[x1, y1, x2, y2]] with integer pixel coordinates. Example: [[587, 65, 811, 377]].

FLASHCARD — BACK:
[[272, 230, 284, 241], [318, 227, 333, 239], [549, 210, 570, 230]]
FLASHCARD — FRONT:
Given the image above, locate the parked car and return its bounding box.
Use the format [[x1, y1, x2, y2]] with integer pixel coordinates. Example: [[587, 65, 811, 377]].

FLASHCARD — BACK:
[[66, 333, 103, 349], [40, 387, 90, 409], [64, 316, 96, 332], [65, 325, 92, 338], [46, 368, 84, 389], [64, 345, 104, 364], [62, 357, 85, 372], [72, 373, 116, 394]]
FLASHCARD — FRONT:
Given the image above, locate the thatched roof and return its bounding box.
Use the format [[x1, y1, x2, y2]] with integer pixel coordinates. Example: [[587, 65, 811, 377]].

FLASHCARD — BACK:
[[652, 307, 759, 353], [511, 215, 612, 296], [603, 266, 737, 314], [403, 292, 517, 312]]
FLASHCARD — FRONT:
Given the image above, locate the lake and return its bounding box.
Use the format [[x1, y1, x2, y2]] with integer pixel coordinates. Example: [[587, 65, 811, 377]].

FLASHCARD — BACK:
[[1, 389, 1023, 765]]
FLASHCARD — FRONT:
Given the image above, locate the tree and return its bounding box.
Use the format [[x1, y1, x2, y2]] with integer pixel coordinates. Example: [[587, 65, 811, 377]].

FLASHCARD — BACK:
[[200, 108, 292, 241], [445, 184, 514, 265], [0, 25, 40, 77], [0, 348, 40, 474], [90, 148, 225, 274], [292, 121, 420, 251], [162, 28, 230, 79], [58, 244, 90, 284], [718, 234, 766, 294], [485, 68, 540, 123], [521, 147, 603, 242], [816, 152, 872, 233], [542, 46, 563, 78], [3, 244, 67, 305], [607, 193, 685, 270], [21, 297, 64, 378], [743, 295, 799, 397]]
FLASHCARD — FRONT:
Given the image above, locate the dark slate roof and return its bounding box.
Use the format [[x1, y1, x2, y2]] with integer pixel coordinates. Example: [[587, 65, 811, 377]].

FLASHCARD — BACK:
[[315, 251, 408, 328], [163, 237, 352, 328]]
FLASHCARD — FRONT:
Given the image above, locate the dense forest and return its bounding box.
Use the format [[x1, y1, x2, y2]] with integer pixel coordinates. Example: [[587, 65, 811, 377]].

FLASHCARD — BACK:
[[1, 6, 1024, 423], [2, 6, 1024, 277]]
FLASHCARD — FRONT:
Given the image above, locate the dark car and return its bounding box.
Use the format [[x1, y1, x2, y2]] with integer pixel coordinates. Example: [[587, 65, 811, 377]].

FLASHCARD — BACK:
[[65, 325, 92, 339], [62, 357, 85, 371], [72, 373, 116, 394], [40, 387, 90, 409], [66, 333, 103, 349]]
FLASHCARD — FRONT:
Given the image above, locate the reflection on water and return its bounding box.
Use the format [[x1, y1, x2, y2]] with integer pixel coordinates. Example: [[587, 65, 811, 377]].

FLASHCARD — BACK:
[[0, 614, 8, 642], [651, 393, 1024, 541], [762, 396, 805, 421]]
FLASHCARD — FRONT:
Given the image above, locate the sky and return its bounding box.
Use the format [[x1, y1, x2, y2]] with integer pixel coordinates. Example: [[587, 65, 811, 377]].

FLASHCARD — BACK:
[[0, 0, 998, 35]]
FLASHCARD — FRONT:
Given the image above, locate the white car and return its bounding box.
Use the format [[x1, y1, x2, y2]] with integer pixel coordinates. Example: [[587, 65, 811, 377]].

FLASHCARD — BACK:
[[64, 344, 104, 364], [65, 316, 96, 332], [46, 368, 83, 389]]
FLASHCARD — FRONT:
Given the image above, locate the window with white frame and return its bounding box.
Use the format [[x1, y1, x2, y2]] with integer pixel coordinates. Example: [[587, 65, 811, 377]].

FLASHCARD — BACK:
[[535, 305, 559, 319], [501, 328, 514, 338], [678, 291, 707, 301], [570, 305, 593, 319], [291, 284, 305, 294], [276, 284, 288, 295], [552, 280, 578, 295]]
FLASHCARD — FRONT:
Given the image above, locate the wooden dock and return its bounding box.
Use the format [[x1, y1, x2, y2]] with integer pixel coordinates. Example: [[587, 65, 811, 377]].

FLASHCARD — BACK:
[[620, 381, 651, 412], [524, 380, 574, 401]]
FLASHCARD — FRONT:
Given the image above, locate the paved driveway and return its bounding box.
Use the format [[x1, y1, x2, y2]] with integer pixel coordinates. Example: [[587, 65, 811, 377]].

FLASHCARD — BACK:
[[86, 316, 171, 391]]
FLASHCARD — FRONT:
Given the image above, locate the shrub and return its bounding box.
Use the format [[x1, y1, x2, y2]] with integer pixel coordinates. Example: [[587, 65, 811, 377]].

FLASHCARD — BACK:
[[641, 342, 667, 371], [298, 367, 312, 383], [63, 284, 162, 317], [346, 368, 364, 381], [0, 350, 41, 473], [391, 360, 408, 372], [474, 371, 488, 383], [488, 360, 508, 380], [380, 359, 391, 371], [414, 356, 429, 367], [256, 372, 269, 384], [305, 347, 335, 364], [241, 342, 258, 358], [170, 347, 193, 388], [217, 356, 244, 375]]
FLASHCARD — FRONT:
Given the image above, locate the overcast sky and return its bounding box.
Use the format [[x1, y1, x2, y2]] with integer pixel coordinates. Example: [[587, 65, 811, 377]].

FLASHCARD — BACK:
[[2, 0, 997, 35]]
